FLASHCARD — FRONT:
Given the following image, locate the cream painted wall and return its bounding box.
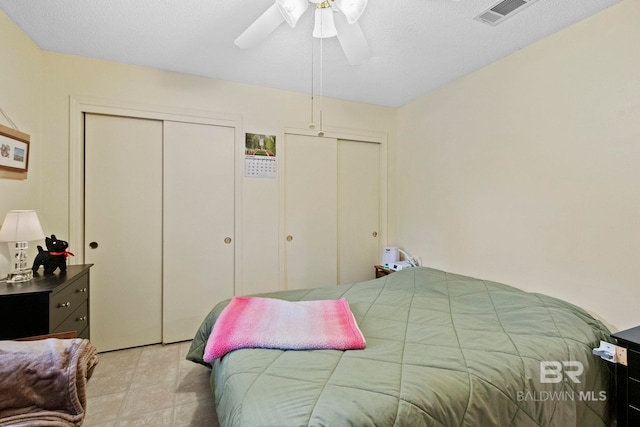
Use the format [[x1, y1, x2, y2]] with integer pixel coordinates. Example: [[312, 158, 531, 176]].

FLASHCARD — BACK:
[[0, 11, 44, 276], [396, 0, 639, 331], [39, 51, 395, 295]]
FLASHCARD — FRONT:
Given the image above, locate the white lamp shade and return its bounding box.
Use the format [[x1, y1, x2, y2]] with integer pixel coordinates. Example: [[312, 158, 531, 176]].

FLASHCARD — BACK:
[[0, 210, 45, 242], [312, 7, 337, 38], [334, 0, 368, 24], [276, 0, 308, 27]]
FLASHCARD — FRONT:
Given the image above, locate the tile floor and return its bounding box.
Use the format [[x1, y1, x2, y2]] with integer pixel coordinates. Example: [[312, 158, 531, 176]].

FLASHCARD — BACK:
[[83, 341, 220, 427]]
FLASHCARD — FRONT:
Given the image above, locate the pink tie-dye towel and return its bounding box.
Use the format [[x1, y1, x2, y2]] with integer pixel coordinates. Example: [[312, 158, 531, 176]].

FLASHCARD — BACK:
[[203, 296, 366, 362]]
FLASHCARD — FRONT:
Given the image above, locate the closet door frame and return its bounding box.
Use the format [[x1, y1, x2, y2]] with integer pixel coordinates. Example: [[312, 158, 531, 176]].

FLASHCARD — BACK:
[[278, 123, 388, 290], [69, 96, 244, 288]]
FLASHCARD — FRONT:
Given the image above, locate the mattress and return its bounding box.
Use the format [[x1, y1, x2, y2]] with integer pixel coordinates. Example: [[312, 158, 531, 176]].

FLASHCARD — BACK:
[[187, 267, 614, 427]]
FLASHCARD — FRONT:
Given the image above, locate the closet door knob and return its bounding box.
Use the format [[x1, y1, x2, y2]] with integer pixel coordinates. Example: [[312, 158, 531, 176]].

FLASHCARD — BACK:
[[224, 237, 232, 244], [372, 231, 378, 237], [89, 242, 99, 249], [286, 235, 293, 242]]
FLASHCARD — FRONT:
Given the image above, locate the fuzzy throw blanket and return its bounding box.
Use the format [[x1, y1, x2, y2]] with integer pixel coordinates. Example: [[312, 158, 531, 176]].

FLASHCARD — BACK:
[[203, 297, 366, 361], [0, 338, 98, 427]]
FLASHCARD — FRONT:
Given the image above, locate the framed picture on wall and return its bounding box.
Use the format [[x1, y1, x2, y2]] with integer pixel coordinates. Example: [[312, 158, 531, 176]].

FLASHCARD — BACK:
[[0, 124, 30, 172]]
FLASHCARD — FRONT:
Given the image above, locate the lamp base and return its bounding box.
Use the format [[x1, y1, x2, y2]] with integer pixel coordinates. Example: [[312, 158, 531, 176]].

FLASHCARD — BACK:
[[6, 269, 34, 283]]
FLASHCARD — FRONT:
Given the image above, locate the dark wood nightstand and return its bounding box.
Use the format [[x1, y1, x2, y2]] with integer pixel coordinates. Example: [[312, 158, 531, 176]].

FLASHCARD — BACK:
[[0, 264, 92, 340], [375, 265, 394, 278], [611, 326, 640, 427]]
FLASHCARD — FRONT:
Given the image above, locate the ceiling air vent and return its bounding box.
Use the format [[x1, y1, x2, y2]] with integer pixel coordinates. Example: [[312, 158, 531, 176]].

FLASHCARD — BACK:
[[475, 0, 540, 26]]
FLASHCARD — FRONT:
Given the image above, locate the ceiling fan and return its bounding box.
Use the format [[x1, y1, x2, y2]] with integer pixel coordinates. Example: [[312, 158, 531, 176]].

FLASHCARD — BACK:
[[234, 0, 371, 65]]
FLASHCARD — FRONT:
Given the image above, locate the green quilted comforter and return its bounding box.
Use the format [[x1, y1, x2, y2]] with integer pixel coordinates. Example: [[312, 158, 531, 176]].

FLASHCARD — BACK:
[[187, 267, 614, 427]]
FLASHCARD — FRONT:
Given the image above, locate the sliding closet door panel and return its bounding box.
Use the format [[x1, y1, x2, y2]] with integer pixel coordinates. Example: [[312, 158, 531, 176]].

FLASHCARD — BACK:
[[163, 121, 235, 343], [337, 140, 380, 284], [85, 114, 163, 352], [284, 134, 338, 289]]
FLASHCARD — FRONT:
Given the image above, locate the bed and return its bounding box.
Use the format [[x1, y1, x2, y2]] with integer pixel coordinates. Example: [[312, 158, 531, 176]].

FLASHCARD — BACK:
[[187, 267, 614, 427]]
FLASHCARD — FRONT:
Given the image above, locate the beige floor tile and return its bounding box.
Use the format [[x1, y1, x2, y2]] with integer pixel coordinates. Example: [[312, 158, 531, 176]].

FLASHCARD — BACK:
[[93, 347, 143, 376], [86, 369, 135, 398], [83, 422, 117, 427], [83, 392, 127, 425], [130, 361, 179, 389], [83, 341, 220, 426], [175, 362, 212, 406], [116, 407, 175, 427], [179, 340, 194, 359], [119, 381, 178, 418], [174, 399, 219, 427], [138, 343, 181, 368]]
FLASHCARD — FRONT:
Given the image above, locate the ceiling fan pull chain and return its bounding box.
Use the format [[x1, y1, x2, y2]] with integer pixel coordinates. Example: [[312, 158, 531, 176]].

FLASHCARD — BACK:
[[318, 34, 325, 137], [309, 33, 315, 130]]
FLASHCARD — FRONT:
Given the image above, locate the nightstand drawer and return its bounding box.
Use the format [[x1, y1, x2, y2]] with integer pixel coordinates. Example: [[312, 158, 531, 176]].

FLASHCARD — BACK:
[[630, 406, 640, 425], [629, 349, 640, 379], [50, 276, 89, 328], [612, 326, 640, 427], [53, 301, 89, 335], [0, 265, 91, 340], [630, 378, 640, 407], [77, 326, 89, 340]]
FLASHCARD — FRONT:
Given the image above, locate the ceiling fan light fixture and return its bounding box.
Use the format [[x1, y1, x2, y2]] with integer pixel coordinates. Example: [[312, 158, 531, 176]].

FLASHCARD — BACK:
[[334, 0, 368, 24], [275, 0, 309, 27], [312, 3, 338, 38]]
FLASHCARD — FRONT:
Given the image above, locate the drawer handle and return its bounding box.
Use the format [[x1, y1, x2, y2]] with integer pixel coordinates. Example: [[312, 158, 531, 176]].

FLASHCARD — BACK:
[[76, 288, 88, 293], [58, 302, 71, 308], [76, 316, 87, 322]]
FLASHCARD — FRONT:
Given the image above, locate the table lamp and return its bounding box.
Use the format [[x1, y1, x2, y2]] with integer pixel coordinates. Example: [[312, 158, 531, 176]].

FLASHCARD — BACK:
[[0, 210, 45, 283]]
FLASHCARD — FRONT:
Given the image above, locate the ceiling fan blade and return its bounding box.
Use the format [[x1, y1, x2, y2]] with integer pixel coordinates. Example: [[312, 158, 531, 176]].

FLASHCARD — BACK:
[[234, 4, 285, 49], [334, 13, 371, 65]]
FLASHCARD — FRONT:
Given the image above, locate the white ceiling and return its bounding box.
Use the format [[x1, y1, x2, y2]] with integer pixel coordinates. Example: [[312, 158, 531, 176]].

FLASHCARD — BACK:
[[0, 0, 622, 108]]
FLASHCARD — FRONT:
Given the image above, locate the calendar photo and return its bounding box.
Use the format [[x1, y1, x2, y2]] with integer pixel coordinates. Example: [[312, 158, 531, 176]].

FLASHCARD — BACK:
[[245, 133, 276, 178]]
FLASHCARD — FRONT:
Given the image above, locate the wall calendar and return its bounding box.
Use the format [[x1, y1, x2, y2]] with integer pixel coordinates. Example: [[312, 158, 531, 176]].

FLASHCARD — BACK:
[[244, 133, 276, 178]]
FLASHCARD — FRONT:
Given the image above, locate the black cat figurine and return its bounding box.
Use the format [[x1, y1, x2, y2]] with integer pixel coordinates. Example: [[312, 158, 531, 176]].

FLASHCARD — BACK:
[[31, 234, 75, 275]]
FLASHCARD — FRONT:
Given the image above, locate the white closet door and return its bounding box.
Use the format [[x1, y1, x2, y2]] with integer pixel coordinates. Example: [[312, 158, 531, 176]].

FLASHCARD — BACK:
[[284, 134, 338, 289], [337, 140, 380, 284], [85, 114, 163, 352], [163, 121, 235, 343]]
